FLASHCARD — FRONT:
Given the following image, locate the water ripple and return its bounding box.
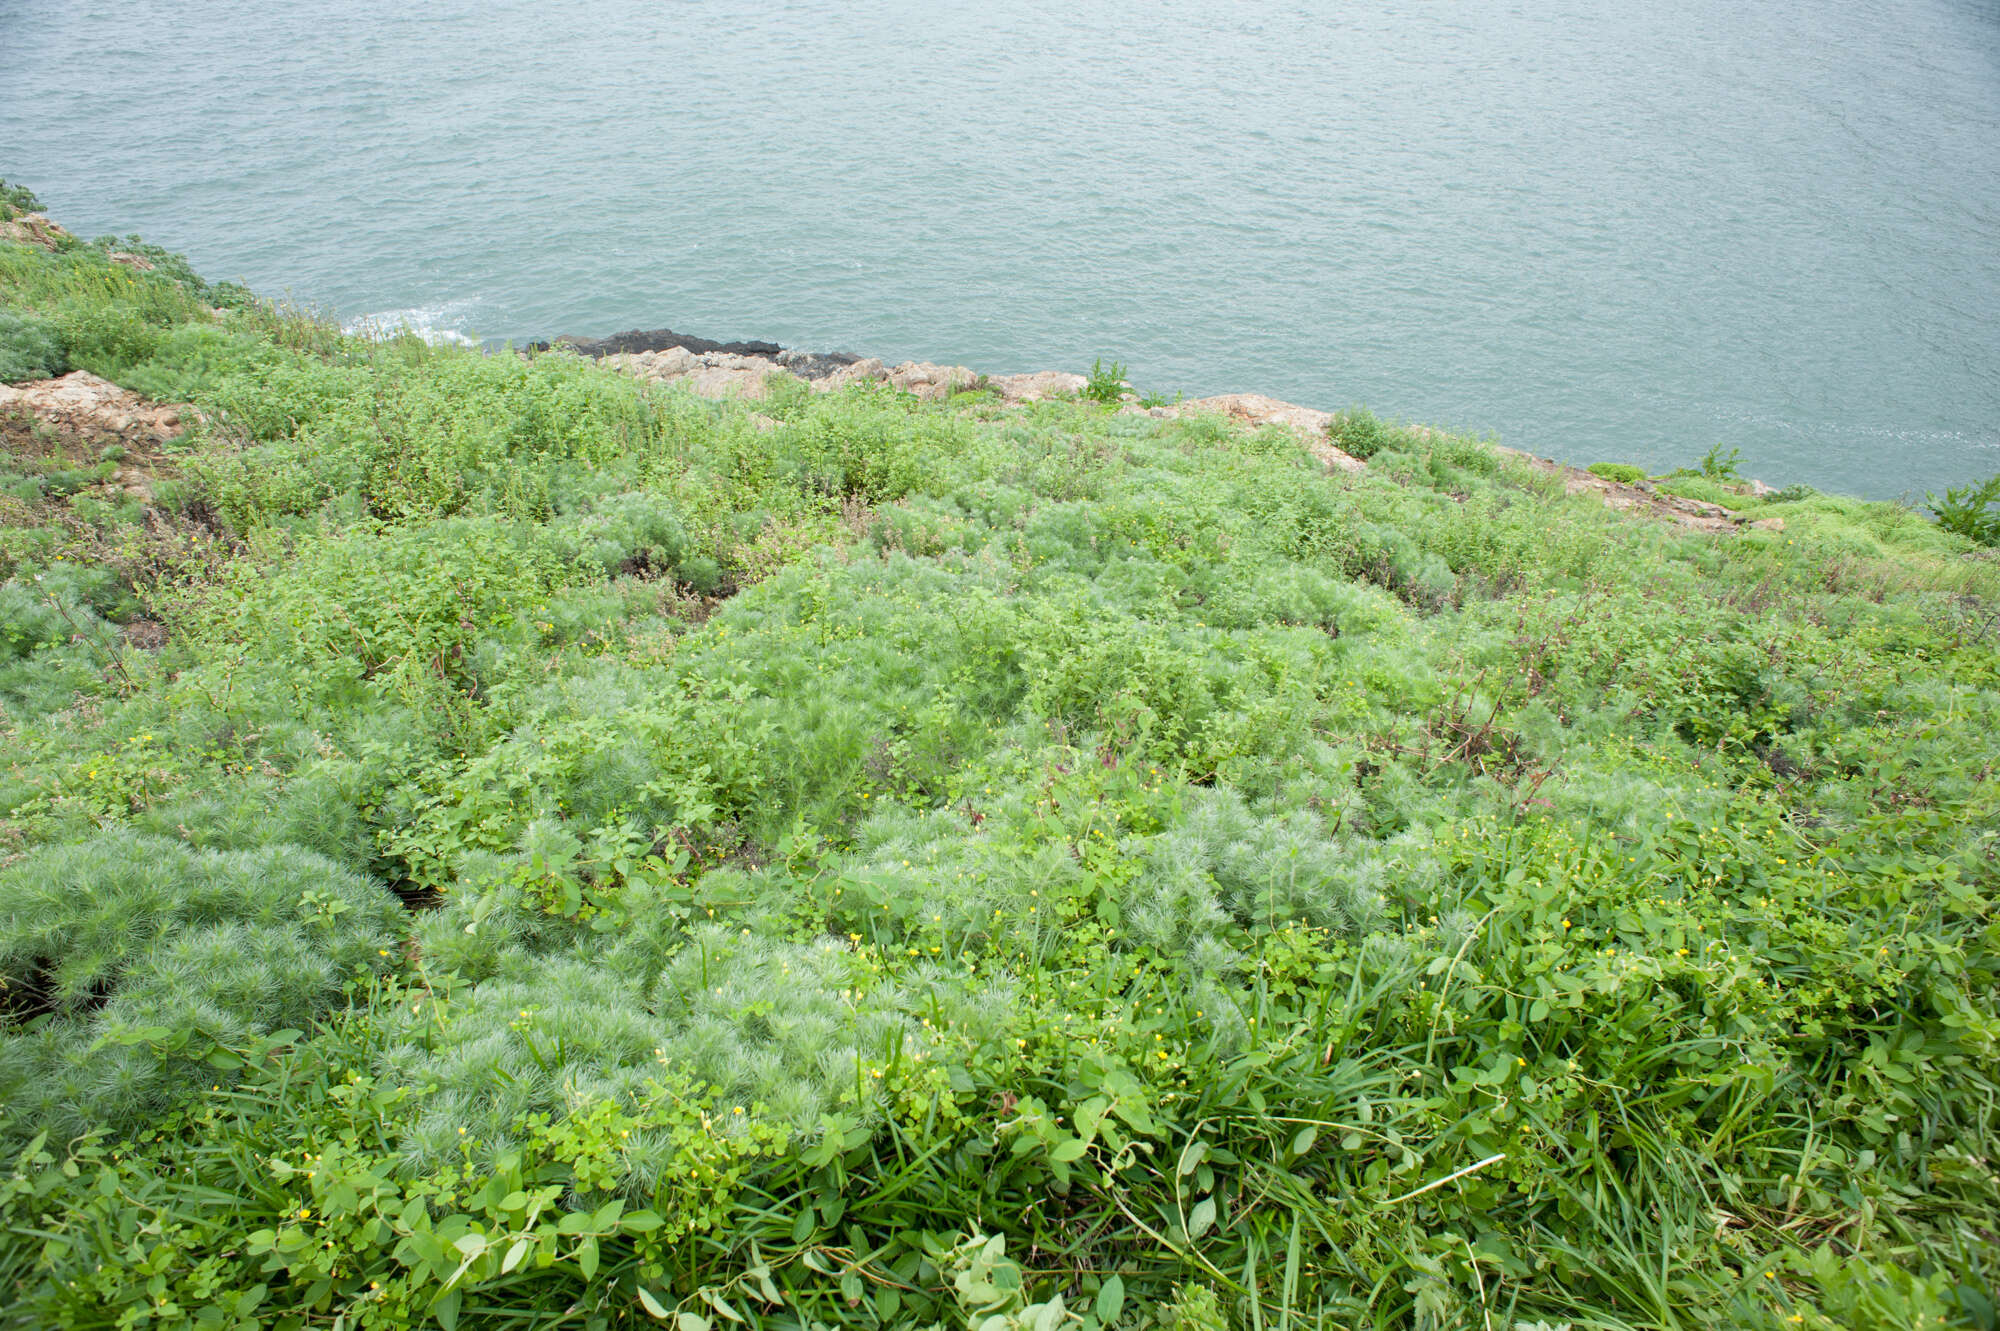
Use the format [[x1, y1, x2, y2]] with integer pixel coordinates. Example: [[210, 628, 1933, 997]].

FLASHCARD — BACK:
[[1, 0, 1996, 496]]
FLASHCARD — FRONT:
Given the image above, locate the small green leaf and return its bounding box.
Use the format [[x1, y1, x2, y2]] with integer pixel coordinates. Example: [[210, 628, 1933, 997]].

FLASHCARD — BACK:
[[578, 1234, 600, 1279], [501, 1238, 531, 1274], [1095, 1274, 1126, 1324], [636, 1286, 672, 1321], [621, 1208, 664, 1233], [701, 1289, 747, 1323], [673, 1316, 710, 1331], [1188, 1197, 1217, 1239], [453, 1233, 487, 1258], [1051, 1137, 1088, 1163], [1291, 1126, 1318, 1157], [407, 1229, 449, 1275], [1073, 1096, 1111, 1144]]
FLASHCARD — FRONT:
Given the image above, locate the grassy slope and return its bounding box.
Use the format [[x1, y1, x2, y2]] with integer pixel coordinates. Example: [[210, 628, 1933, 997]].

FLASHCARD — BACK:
[[0, 216, 1996, 1331]]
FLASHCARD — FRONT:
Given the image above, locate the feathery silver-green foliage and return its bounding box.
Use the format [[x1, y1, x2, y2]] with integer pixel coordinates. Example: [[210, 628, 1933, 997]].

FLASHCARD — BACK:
[[0, 832, 399, 1135], [2, 211, 1998, 1331]]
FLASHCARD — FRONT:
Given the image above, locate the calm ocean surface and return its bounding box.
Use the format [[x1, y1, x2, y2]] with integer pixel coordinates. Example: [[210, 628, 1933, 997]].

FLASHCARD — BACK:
[[3, 0, 1997, 498]]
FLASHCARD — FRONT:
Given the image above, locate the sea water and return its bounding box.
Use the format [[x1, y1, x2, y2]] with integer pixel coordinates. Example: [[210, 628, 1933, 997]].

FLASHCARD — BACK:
[[3, 0, 1997, 497]]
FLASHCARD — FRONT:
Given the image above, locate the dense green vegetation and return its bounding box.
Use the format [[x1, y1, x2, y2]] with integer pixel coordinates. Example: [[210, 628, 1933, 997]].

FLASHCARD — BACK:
[[1928, 476, 2000, 550], [2, 208, 1997, 1331]]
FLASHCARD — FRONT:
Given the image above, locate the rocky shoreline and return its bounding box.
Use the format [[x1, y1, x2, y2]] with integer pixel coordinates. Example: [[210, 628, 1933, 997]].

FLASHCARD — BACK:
[[0, 254, 1782, 536], [534, 325, 1097, 407], [527, 326, 1785, 533], [531, 325, 1383, 469]]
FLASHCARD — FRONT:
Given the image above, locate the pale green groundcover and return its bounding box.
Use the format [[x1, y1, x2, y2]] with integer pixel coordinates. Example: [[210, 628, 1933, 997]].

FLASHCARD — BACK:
[[0, 217, 1995, 1331]]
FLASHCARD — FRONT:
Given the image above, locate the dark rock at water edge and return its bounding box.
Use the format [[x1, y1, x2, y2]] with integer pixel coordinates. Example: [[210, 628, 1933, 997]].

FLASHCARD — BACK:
[[774, 348, 864, 380], [529, 327, 782, 359], [526, 328, 865, 382]]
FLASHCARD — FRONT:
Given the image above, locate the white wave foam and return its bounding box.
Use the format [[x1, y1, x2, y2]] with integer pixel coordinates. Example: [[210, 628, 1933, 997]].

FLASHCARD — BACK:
[[342, 303, 479, 347]]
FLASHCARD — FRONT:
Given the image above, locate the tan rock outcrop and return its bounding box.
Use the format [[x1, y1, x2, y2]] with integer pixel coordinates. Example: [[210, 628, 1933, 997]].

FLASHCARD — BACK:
[[600, 347, 790, 400], [595, 345, 1086, 406], [681, 356, 781, 401], [0, 371, 190, 444], [1161, 394, 1368, 473], [0, 212, 70, 251], [816, 357, 887, 391], [602, 346, 698, 380], [1491, 445, 1767, 533], [988, 370, 1088, 404], [885, 362, 985, 400]]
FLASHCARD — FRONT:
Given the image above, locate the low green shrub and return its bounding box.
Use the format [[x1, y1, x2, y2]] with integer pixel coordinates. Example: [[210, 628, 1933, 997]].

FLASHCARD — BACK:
[[1083, 357, 1127, 404], [0, 178, 40, 220], [87, 234, 255, 307], [1325, 405, 1394, 460], [1699, 440, 1744, 480], [185, 516, 584, 699], [0, 831, 402, 1138], [553, 489, 690, 577], [3, 208, 1998, 1331], [51, 298, 168, 377], [0, 309, 65, 382], [1586, 461, 1647, 484], [1926, 472, 2000, 546]]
